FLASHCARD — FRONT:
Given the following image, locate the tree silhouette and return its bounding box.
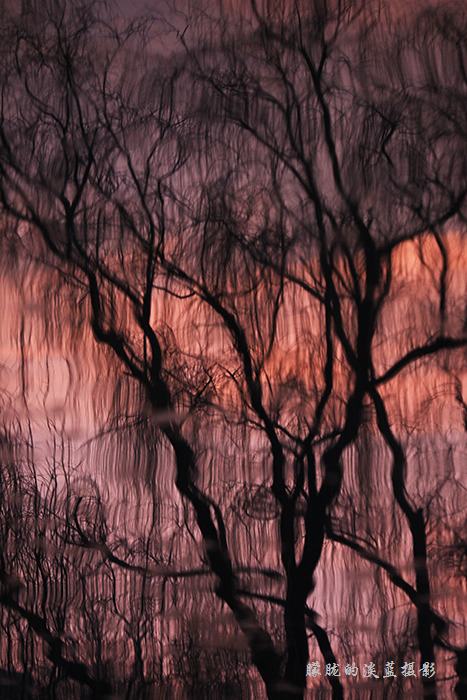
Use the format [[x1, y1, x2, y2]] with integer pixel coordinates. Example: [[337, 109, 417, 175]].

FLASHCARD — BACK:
[[0, 0, 466, 698]]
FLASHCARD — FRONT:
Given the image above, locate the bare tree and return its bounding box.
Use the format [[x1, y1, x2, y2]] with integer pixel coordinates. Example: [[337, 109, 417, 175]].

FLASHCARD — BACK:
[[0, 0, 466, 698]]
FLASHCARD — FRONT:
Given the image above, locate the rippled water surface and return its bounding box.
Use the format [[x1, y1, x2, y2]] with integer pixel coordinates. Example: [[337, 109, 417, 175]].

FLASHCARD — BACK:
[[0, 2, 466, 698]]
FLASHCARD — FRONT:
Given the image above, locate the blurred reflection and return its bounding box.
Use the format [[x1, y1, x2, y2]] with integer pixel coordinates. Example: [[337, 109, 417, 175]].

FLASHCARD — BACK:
[[0, 1, 466, 699]]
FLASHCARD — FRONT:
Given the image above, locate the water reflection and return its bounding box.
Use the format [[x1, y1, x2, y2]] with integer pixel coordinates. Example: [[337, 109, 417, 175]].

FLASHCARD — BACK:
[[0, 1, 466, 697], [0, 232, 465, 699]]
